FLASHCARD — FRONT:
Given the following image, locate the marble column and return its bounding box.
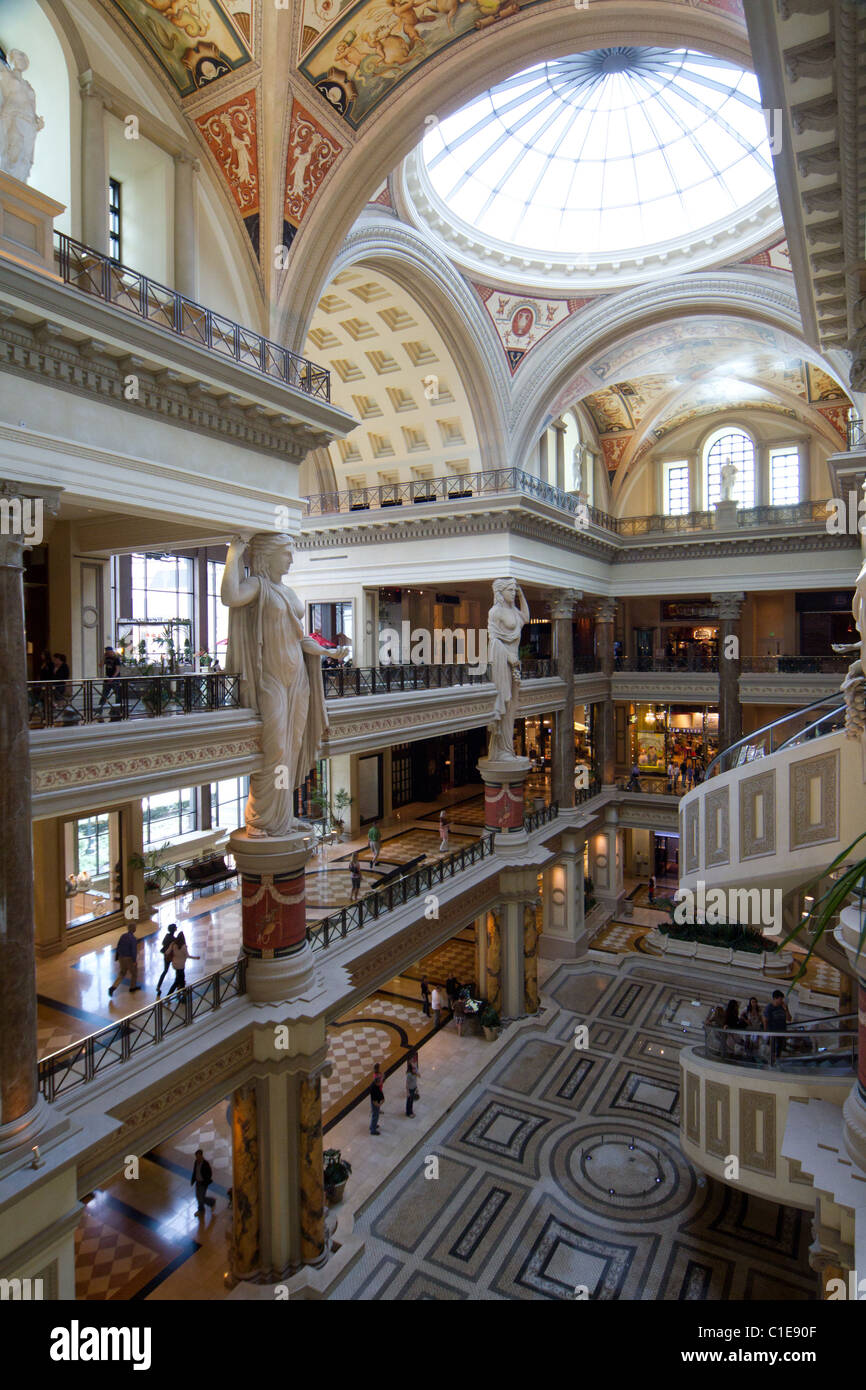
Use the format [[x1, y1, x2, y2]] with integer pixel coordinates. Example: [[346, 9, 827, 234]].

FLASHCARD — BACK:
[[591, 807, 624, 912], [538, 431, 549, 484], [79, 74, 108, 254], [712, 592, 745, 753], [523, 901, 539, 1013], [228, 831, 314, 1003], [548, 588, 579, 808], [595, 597, 617, 784], [173, 153, 199, 299], [229, 1081, 261, 1283], [0, 482, 58, 1154], [485, 908, 502, 1014], [540, 829, 586, 959], [299, 1072, 326, 1267], [553, 419, 567, 490]]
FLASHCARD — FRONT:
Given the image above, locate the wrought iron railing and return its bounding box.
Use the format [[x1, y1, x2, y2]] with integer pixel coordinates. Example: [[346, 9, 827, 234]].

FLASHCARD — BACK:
[[523, 801, 560, 832], [575, 776, 603, 804], [304, 476, 837, 538], [573, 656, 601, 674], [28, 673, 240, 727], [54, 232, 330, 401], [321, 659, 557, 697], [615, 656, 719, 673], [307, 832, 495, 952], [846, 415, 865, 451], [740, 655, 848, 675], [303, 468, 616, 529], [37, 958, 246, 1101]]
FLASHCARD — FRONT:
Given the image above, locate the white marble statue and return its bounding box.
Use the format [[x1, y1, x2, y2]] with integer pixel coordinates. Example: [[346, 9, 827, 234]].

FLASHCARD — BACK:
[[836, 554, 866, 741], [0, 51, 44, 184], [486, 577, 530, 761], [222, 534, 341, 837], [572, 443, 583, 494], [719, 457, 738, 503]]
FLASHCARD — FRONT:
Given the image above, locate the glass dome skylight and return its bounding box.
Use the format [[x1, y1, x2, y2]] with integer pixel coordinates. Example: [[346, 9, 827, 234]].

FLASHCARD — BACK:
[[420, 48, 776, 258]]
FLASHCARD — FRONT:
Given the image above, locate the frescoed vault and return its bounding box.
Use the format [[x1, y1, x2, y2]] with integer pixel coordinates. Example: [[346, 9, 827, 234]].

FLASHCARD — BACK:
[[106, 0, 254, 98]]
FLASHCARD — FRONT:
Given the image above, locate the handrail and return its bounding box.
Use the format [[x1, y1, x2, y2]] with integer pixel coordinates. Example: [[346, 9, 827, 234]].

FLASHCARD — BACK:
[[303, 475, 836, 538], [28, 672, 240, 726], [704, 693, 846, 778], [703, 1021, 856, 1072], [307, 832, 496, 951], [776, 703, 848, 751], [847, 415, 865, 451], [37, 957, 246, 1100], [53, 232, 330, 402], [523, 801, 559, 832]]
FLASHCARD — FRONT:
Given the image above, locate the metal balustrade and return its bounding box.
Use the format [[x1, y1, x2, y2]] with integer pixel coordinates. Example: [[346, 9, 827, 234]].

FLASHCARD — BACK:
[[54, 233, 330, 401], [705, 693, 846, 778], [847, 415, 865, 451], [615, 655, 720, 673], [703, 1018, 857, 1073], [523, 801, 560, 831], [37, 959, 246, 1101], [307, 832, 497, 951], [27, 672, 240, 727], [739, 655, 848, 675], [304, 474, 837, 538]]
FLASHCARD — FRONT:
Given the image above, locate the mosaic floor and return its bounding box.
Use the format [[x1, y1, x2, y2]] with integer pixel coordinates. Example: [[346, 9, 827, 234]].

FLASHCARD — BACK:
[[341, 827, 479, 868], [329, 960, 820, 1302]]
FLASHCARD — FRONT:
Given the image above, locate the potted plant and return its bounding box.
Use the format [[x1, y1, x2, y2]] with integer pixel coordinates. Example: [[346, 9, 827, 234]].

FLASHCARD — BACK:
[[480, 1006, 501, 1041], [330, 787, 353, 840], [323, 1148, 352, 1204], [128, 843, 171, 902], [786, 831, 866, 980]]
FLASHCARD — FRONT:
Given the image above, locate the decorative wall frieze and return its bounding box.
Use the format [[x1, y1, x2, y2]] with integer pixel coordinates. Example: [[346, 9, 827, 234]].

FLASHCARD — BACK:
[[0, 319, 315, 461]]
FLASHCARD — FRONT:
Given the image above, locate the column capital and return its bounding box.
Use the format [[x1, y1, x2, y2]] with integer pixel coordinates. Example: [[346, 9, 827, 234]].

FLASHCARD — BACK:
[[0, 481, 61, 569], [173, 150, 201, 174], [552, 417, 568, 433], [78, 71, 109, 106], [546, 587, 581, 619], [712, 591, 745, 621], [594, 596, 617, 623]]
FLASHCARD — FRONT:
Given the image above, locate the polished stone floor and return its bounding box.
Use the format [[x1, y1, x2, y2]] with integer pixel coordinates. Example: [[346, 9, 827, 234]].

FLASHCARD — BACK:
[[328, 957, 822, 1301]]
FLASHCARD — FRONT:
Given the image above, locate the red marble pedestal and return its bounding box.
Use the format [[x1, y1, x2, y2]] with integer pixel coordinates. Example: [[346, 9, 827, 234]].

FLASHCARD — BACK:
[[477, 756, 532, 844], [229, 830, 314, 1003]]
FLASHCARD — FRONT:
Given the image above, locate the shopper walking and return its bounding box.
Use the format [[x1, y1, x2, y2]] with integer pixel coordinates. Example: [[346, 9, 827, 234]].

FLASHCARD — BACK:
[[431, 983, 444, 1028], [405, 1053, 419, 1116], [367, 822, 381, 866], [453, 994, 467, 1037], [764, 990, 791, 1064], [420, 974, 431, 1017], [190, 1149, 216, 1214], [369, 1065, 385, 1134], [647, 875, 656, 905], [155, 921, 177, 996], [349, 852, 362, 902], [438, 810, 450, 853], [96, 645, 122, 719], [108, 923, 140, 997], [167, 930, 199, 993]]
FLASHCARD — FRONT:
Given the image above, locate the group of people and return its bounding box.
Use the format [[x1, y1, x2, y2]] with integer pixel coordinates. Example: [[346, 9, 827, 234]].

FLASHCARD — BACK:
[[666, 757, 705, 793], [709, 991, 793, 1062], [107, 920, 199, 999], [368, 1052, 421, 1133], [419, 973, 474, 1035]]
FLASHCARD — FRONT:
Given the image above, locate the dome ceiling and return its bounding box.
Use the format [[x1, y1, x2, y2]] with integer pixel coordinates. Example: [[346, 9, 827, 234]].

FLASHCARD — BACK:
[[399, 45, 782, 291]]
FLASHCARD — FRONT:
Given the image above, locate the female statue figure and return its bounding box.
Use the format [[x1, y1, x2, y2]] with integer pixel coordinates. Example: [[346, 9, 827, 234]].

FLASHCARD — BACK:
[[222, 534, 338, 837], [487, 577, 529, 760]]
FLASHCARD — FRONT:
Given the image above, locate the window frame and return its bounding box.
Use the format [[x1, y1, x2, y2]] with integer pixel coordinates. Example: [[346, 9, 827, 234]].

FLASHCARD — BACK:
[[108, 177, 122, 263], [702, 425, 756, 510], [768, 442, 802, 507], [662, 459, 691, 516]]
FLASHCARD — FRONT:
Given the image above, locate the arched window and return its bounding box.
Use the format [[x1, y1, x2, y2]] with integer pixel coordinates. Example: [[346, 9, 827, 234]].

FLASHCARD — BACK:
[[703, 427, 755, 509]]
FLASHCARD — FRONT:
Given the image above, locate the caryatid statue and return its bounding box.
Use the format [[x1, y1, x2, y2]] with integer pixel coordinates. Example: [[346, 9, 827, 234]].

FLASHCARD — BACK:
[[0, 51, 44, 185], [836, 554, 866, 742], [486, 577, 530, 761], [222, 533, 345, 838]]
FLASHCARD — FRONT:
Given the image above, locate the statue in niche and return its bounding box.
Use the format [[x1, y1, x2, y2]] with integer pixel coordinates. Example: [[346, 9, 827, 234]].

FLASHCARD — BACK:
[[572, 443, 583, 494], [0, 51, 44, 184], [719, 457, 738, 503], [222, 534, 346, 838], [836, 554, 866, 741], [486, 578, 530, 761]]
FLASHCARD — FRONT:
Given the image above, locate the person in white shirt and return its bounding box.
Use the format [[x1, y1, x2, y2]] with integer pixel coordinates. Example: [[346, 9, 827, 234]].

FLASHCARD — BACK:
[[431, 984, 444, 1027]]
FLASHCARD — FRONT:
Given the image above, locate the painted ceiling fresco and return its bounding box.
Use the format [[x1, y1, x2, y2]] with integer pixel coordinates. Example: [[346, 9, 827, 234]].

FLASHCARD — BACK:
[[282, 100, 344, 252], [739, 238, 791, 272], [108, 0, 253, 98], [473, 285, 590, 374], [194, 87, 260, 253]]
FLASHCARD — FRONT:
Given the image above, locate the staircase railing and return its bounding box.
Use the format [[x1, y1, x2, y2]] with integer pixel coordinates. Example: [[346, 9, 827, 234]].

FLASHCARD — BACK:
[[705, 693, 846, 778]]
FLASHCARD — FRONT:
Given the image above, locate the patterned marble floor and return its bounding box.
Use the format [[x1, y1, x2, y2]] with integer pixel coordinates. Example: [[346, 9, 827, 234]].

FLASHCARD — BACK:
[[323, 991, 440, 1127], [329, 960, 821, 1302]]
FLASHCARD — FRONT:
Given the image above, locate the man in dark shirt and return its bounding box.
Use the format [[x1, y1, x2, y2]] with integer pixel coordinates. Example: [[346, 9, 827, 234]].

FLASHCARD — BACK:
[[369, 1065, 385, 1135], [96, 645, 122, 719], [764, 990, 791, 1063], [190, 1149, 216, 1214], [108, 923, 140, 997]]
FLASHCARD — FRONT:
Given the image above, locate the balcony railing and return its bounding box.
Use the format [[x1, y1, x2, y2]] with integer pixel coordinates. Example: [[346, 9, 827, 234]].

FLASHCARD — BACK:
[[706, 693, 846, 777], [524, 801, 560, 832], [615, 656, 719, 673], [847, 415, 865, 451], [739, 655, 848, 675], [28, 672, 240, 727], [304, 468, 616, 529], [37, 958, 246, 1101], [304, 475, 837, 537], [703, 1018, 856, 1073], [54, 232, 330, 401], [307, 832, 496, 951]]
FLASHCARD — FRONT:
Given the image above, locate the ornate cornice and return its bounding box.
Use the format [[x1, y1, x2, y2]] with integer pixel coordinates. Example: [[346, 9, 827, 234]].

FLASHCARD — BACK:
[[32, 734, 261, 793]]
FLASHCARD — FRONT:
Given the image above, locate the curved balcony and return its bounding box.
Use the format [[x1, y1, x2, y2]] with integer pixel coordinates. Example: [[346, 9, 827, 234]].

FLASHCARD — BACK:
[[27, 673, 240, 727]]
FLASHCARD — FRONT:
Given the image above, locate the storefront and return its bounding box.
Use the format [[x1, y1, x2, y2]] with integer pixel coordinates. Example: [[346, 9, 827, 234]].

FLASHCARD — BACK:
[[628, 703, 719, 779]]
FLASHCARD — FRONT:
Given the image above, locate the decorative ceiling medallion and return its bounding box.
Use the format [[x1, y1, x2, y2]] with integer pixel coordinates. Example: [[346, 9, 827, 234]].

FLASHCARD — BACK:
[[283, 101, 343, 254], [108, 0, 253, 97], [195, 88, 261, 254], [473, 284, 590, 374]]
